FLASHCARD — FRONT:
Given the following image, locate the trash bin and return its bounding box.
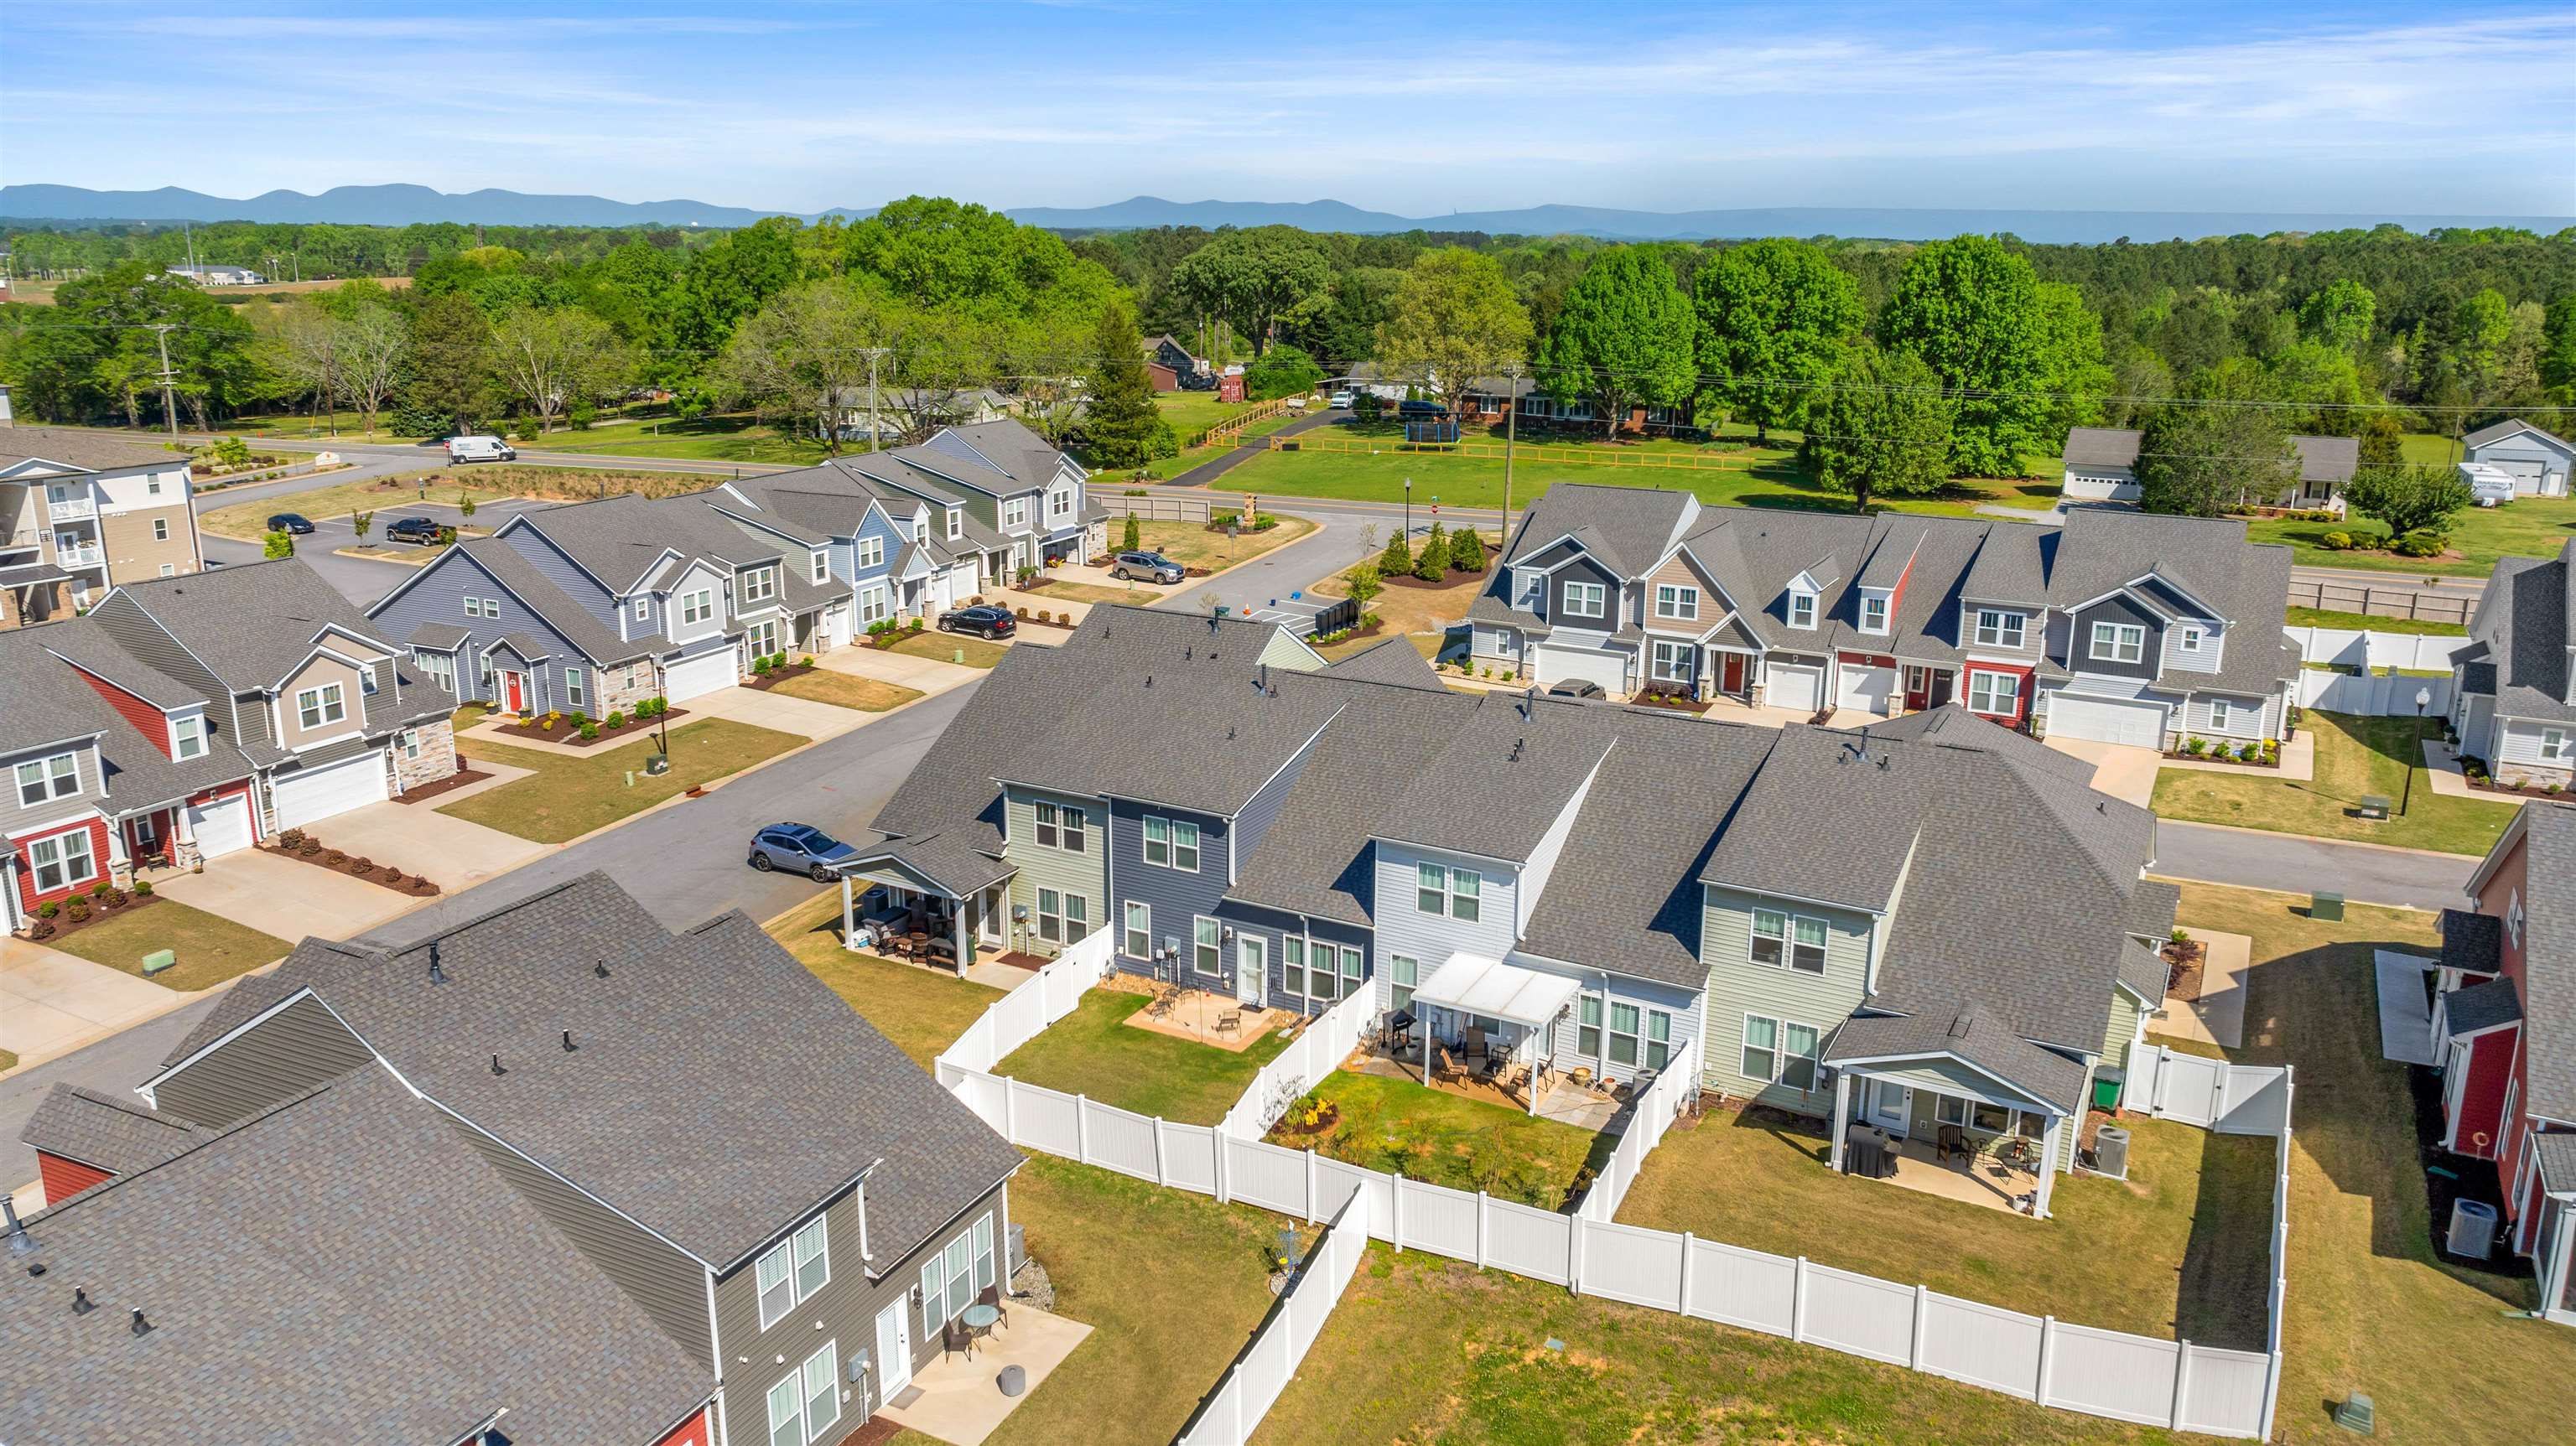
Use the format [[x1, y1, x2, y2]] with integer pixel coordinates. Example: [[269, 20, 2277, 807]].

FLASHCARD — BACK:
[[2311, 890, 2345, 921], [2092, 1075, 2125, 1112], [2446, 1198, 2498, 1259]]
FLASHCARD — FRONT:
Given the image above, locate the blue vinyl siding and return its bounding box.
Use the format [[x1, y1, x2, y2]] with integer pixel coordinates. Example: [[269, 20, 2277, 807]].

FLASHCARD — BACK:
[[367, 550, 590, 705], [1107, 796, 1233, 986], [1368, 839, 1519, 1012], [1232, 731, 1323, 873], [851, 507, 906, 588], [499, 523, 624, 628], [1216, 899, 1373, 1017]]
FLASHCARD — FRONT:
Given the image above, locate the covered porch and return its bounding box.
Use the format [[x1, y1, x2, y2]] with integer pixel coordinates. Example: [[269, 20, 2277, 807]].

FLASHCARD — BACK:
[[1823, 1012, 2081, 1219], [836, 837, 1019, 983]]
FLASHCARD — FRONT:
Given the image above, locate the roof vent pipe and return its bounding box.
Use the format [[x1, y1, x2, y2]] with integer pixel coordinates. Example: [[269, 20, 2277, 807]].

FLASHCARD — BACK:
[[562, 1029, 577, 1052], [428, 941, 447, 985], [73, 1287, 95, 1314], [595, 958, 610, 978], [130, 1308, 153, 1337], [4, 1199, 35, 1257], [491, 1053, 506, 1075]]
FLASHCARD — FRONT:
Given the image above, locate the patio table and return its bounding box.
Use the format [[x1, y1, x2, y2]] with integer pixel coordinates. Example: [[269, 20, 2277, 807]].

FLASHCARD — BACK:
[[962, 1303, 1000, 1338]]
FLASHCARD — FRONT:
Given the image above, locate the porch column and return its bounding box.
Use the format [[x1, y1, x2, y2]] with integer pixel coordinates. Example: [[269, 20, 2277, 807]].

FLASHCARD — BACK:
[[841, 873, 859, 953], [2035, 1114, 2062, 1219], [1829, 1070, 1853, 1174], [953, 899, 971, 978]]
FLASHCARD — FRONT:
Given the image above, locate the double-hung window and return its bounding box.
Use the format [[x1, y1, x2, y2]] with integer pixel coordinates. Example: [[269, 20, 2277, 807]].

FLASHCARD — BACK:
[[1002, 499, 1027, 531], [766, 1342, 839, 1446], [811, 552, 830, 584], [633, 597, 652, 622], [2179, 625, 2204, 653], [1416, 863, 1479, 920], [153, 517, 169, 541], [1048, 488, 1074, 522], [1607, 1001, 1641, 1067], [1654, 584, 1698, 621], [1579, 996, 1603, 1057], [17, 752, 78, 806], [1788, 589, 1817, 629], [2542, 728, 2570, 763], [1035, 801, 1060, 847], [1973, 609, 2024, 648], [1060, 894, 1088, 942], [1644, 1010, 1673, 1070], [1779, 1023, 1820, 1090], [172, 715, 208, 760], [1742, 1014, 1778, 1082], [1192, 916, 1222, 976], [1389, 954, 1419, 1011], [1562, 581, 1606, 619], [857, 536, 886, 569], [2089, 621, 2146, 664], [1789, 917, 1826, 972], [756, 1215, 830, 1329], [1283, 935, 1308, 998], [744, 568, 776, 604], [1861, 593, 1888, 633], [1417, 861, 1446, 914], [29, 830, 95, 894], [1749, 910, 1826, 972], [564, 666, 584, 710], [1651, 639, 1693, 683], [296, 682, 345, 731], [2208, 697, 2234, 732], [1143, 816, 1169, 865], [1170, 819, 1199, 871], [1749, 909, 1788, 967], [1124, 900, 1151, 958], [1966, 670, 2018, 716], [682, 588, 714, 626], [1046, 805, 1083, 852], [948, 509, 966, 540], [1037, 888, 1063, 941]]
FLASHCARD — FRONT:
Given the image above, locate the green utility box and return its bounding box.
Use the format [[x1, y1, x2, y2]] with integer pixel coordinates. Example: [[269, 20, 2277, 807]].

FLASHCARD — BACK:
[[141, 949, 176, 976], [2312, 891, 2345, 922]]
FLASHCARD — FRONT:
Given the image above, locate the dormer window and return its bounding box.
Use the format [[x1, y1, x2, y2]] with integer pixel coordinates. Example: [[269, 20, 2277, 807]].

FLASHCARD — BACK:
[[1513, 569, 1545, 610], [1973, 609, 2024, 648], [1654, 584, 1699, 622], [946, 509, 963, 540], [913, 519, 927, 544], [1787, 589, 1817, 629], [2179, 625, 2205, 653], [1859, 593, 1888, 634], [172, 713, 207, 759]]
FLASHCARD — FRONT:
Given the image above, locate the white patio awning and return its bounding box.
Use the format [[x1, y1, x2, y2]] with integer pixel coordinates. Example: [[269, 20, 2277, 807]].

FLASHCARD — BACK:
[[1410, 952, 1581, 1030]]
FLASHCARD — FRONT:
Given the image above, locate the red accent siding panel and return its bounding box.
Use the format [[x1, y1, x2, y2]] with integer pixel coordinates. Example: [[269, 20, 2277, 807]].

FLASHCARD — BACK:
[[70, 666, 173, 756], [14, 817, 112, 913], [187, 779, 261, 843], [2453, 1026, 2518, 1159], [36, 1151, 112, 1206], [649, 1405, 713, 1446]]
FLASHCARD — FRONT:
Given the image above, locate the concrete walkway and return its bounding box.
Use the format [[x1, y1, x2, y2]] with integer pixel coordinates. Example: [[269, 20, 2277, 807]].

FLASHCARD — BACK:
[[2422, 737, 2476, 798], [2375, 949, 2439, 1065], [0, 935, 177, 1066], [2044, 738, 2163, 807], [823, 644, 985, 694], [2154, 928, 2251, 1050]]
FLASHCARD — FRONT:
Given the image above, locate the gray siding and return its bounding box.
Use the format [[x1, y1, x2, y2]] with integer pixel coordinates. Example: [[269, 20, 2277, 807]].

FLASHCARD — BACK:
[[150, 993, 375, 1126], [501, 522, 625, 626], [1003, 785, 1107, 960], [370, 549, 599, 701], [2064, 593, 2163, 681], [1369, 839, 1519, 1013], [0, 739, 105, 837], [446, 1118, 714, 1362], [1108, 796, 1233, 987], [1698, 884, 1873, 1115], [232, 690, 274, 751], [1548, 555, 1620, 632], [710, 1180, 1009, 1431], [90, 591, 238, 740]]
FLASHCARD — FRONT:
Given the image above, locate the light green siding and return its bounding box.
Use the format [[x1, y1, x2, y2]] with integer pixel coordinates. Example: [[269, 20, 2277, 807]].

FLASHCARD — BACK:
[[2101, 991, 2142, 1071], [1257, 628, 1331, 674], [1698, 884, 1873, 1117], [1002, 785, 1107, 959]]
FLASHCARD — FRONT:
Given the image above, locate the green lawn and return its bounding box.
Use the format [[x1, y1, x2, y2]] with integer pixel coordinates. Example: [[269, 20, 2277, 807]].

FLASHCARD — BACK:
[[1155, 391, 1265, 439], [766, 892, 997, 1069], [1270, 1070, 1613, 1210], [2245, 492, 2576, 577], [765, 668, 922, 712], [443, 718, 804, 843], [995, 989, 1292, 1125], [1124, 515, 1316, 570], [1617, 1101, 2271, 1346], [2284, 605, 2468, 636], [49, 898, 290, 991], [881, 630, 1007, 668], [2149, 710, 2516, 856], [1255, 1245, 2195, 1446], [2169, 884, 2576, 1446], [517, 412, 834, 465], [896, 1154, 1299, 1446]]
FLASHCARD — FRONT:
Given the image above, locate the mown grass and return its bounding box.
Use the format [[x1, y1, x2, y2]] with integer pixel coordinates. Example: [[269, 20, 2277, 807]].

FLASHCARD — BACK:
[[995, 989, 1291, 1126], [1269, 1070, 1613, 1210], [2149, 711, 2516, 856], [765, 890, 997, 1069], [443, 718, 802, 843]]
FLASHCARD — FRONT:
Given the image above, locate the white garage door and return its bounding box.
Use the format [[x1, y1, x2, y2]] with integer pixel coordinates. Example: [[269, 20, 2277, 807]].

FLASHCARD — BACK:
[[1534, 644, 1628, 693], [271, 751, 391, 830], [662, 648, 739, 702], [1766, 663, 1824, 713], [184, 794, 256, 859], [2047, 694, 2168, 749], [1836, 664, 1896, 715]]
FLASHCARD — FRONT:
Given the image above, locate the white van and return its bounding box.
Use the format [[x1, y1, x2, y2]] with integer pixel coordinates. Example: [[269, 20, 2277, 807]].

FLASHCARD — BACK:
[[446, 434, 517, 463]]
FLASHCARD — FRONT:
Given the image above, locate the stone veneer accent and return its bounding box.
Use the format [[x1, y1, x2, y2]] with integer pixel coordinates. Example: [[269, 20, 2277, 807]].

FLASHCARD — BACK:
[[392, 719, 461, 793]]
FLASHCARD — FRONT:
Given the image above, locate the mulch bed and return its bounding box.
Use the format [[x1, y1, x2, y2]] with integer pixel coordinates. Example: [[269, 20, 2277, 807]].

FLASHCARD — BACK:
[[17, 889, 164, 944], [743, 663, 821, 692], [1316, 621, 1389, 647], [2166, 749, 2278, 770], [393, 765, 494, 804], [1631, 692, 1716, 714], [2163, 939, 2208, 1000], [261, 840, 441, 896], [2460, 768, 2573, 801], [1007, 607, 1078, 630], [491, 708, 688, 748], [1379, 569, 1484, 593], [1270, 1101, 1343, 1138], [865, 629, 933, 650]]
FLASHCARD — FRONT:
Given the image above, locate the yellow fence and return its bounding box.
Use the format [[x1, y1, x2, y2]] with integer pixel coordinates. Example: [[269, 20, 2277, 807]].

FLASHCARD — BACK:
[[1189, 395, 1302, 449], [1266, 433, 1764, 473]]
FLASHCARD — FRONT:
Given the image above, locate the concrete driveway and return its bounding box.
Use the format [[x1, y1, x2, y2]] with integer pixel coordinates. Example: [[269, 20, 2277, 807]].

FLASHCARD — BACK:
[[820, 645, 984, 694], [313, 797, 550, 893], [2044, 737, 2163, 807], [683, 683, 869, 741], [150, 848, 420, 943], [0, 936, 177, 1066]]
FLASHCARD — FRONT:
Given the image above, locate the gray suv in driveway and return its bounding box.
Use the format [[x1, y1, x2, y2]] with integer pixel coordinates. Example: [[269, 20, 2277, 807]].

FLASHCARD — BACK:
[[1109, 550, 1185, 583]]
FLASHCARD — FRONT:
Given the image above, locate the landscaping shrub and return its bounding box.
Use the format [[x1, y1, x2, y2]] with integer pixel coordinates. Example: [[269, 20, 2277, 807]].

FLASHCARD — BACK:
[[321, 851, 346, 868], [1015, 605, 1030, 618], [100, 886, 127, 909], [133, 878, 153, 897], [1121, 515, 1142, 552], [2182, 737, 2207, 755], [278, 827, 307, 851], [1379, 531, 1412, 574], [753, 656, 773, 675], [2319, 531, 2355, 551], [799, 655, 814, 669], [65, 897, 91, 924], [299, 837, 323, 857], [2393, 530, 2446, 558], [91, 880, 112, 898], [2236, 742, 2261, 762], [1447, 526, 1486, 573], [906, 617, 926, 633], [580, 721, 600, 739], [349, 856, 374, 873], [37, 900, 59, 920]]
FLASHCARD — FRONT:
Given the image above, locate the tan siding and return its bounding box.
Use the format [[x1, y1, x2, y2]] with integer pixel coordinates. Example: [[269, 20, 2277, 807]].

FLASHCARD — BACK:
[[277, 656, 365, 749], [98, 506, 200, 581], [1642, 553, 1712, 634]]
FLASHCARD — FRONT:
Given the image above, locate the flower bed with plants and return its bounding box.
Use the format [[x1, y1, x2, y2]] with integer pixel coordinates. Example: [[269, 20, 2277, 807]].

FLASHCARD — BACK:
[[1309, 613, 1384, 649], [1629, 687, 1715, 714], [492, 697, 683, 749], [2456, 754, 2572, 801], [2163, 927, 2206, 999], [864, 618, 932, 648], [18, 879, 163, 942], [1437, 658, 1522, 685], [1010, 604, 1078, 630], [262, 829, 442, 896], [2169, 735, 2280, 768], [742, 653, 818, 689]]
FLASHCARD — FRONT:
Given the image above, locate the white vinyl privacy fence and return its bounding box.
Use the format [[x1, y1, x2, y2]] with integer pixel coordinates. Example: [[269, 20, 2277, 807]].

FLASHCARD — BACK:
[[1216, 987, 1377, 1140], [1576, 1034, 1703, 1222], [1174, 1190, 1370, 1445], [2297, 669, 2453, 716], [2123, 1044, 2293, 1135], [2289, 625, 2471, 675], [935, 930, 1114, 1075]]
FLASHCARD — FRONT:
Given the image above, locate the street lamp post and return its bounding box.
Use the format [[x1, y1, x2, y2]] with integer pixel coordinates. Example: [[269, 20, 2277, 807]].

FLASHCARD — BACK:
[[2402, 686, 2433, 814], [1403, 477, 1412, 544]]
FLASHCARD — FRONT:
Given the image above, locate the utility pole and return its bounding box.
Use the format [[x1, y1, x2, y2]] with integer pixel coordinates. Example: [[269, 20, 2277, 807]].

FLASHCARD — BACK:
[[150, 324, 181, 441], [861, 347, 891, 452], [1502, 361, 1521, 547]]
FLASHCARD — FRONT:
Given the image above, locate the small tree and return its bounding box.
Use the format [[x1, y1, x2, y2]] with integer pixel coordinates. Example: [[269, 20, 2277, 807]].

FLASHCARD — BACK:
[[352, 511, 373, 546], [263, 528, 295, 559], [458, 492, 478, 521], [1379, 529, 1412, 575], [1413, 521, 1448, 580], [1120, 514, 1142, 552], [1343, 561, 1384, 611], [1447, 526, 1486, 573], [1352, 391, 1384, 423], [2344, 463, 2473, 542]]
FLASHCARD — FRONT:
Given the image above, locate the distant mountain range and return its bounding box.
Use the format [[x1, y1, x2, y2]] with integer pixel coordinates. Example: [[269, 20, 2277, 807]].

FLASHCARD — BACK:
[[4, 184, 2565, 244]]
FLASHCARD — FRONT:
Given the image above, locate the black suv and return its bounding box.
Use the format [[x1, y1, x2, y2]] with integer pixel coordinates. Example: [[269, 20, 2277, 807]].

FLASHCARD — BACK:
[[383, 516, 445, 545], [937, 604, 1016, 640], [265, 512, 314, 535]]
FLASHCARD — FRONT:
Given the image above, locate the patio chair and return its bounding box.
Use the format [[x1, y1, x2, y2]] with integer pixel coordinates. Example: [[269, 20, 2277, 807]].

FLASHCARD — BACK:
[[1215, 1011, 1242, 1037], [1936, 1123, 1969, 1165], [1462, 1026, 1488, 1059], [942, 1316, 977, 1362], [975, 1282, 1010, 1330]]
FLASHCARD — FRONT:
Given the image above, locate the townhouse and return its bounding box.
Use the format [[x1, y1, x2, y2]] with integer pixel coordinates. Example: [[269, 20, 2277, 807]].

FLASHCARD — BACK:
[[854, 606, 2173, 1215], [2428, 801, 2576, 1327], [2060, 425, 2359, 511], [92, 871, 1025, 1443], [714, 463, 982, 629], [2449, 538, 2576, 790], [1, 424, 202, 630], [1465, 484, 2301, 751], [2, 558, 457, 931]]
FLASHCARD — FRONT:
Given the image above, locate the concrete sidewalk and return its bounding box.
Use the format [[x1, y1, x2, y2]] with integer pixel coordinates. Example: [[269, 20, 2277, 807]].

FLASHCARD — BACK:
[[0, 936, 178, 1067], [150, 849, 416, 941], [823, 645, 985, 693], [2153, 928, 2250, 1050]]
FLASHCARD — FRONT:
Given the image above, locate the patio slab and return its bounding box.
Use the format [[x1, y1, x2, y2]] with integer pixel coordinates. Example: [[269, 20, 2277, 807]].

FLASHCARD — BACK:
[[1118, 982, 1289, 1052], [2153, 928, 2251, 1050], [0, 935, 175, 1063], [876, 1303, 1093, 1446], [148, 847, 417, 941], [1852, 1130, 2042, 1215], [2422, 736, 2476, 798], [2375, 948, 2439, 1065]]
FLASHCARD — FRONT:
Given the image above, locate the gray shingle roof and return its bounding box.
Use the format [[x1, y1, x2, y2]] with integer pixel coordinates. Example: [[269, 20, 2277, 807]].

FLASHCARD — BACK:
[[439, 537, 663, 666], [1500, 483, 1695, 576], [2515, 803, 2576, 1119], [1824, 1008, 2090, 1115], [0, 624, 116, 754], [106, 557, 402, 693], [2537, 1131, 2576, 1194], [2439, 907, 2503, 975], [916, 418, 1073, 493], [1320, 635, 1446, 691], [2127, 878, 2183, 942], [2063, 427, 2142, 469], [2445, 975, 2524, 1036], [0, 426, 186, 473], [1862, 703, 2096, 787], [1376, 693, 1621, 863], [2464, 417, 2574, 453], [407, 620, 471, 650], [2290, 434, 2360, 484], [19, 1085, 203, 1179], [2117, 938, 2171, 1003], [159, 873, 1021, 1268], [2044, 511, 2300, 696], [507, 491, 767, 593], [3, 1070, 710, 1446], [2459, 544, 2576, 725], [0, 620, 254, 811]]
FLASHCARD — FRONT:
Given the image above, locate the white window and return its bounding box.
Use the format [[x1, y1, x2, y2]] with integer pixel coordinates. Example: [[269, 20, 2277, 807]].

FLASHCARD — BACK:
[[152, 517, 169, 542], [949, 508, 967, 539], [28, 829, 96, 894], [811, 552, 829, 583], [1171, 819, 1200, 871], [1143, 816, 1168, 865], [483, 597, 501, 619], [1124, 900, 1151, 958], [416, 650, 456, 692], [860, 587, 890, 625], [756, 1215, 830, 1329], [295, 682, 346, 731], [2179, 625, 2204, 653], [743, 568, 776, 604], [2542, 728, 2571, 763], [1741, 1015, 1819, 1090], [1563, 581, 1606, 619], [1654, 584, 1699, 621], [17, 752, 79, 806], [564, 666, 584, 709], [1034, 800, 1058, 847], [765, 1341, 839, 1446], [2089, 621, 2146, 664], [1417, 862, 1478, 920], [1973, 609, 2025, 649], [402, 728, 423, 760], [1048, 488, 1074, 522], [912, 518, 927, 543], [359, 664, 379, 697], [1037, 887, 1063, 941], [2208, 697, 2234, 731], [1001, 499, 1027, 530], [1788, 589, 1817, 629], [857, 536, 885, 569], [1861, 593, 1888, 633], [633, 597, 651, 621], [1651, 639, 1693, 683], [158, 563, 175, 577], [147, 476, 164, 495], [462, 597, 485, 619], [1645, 1009, 1673, 1071], [172, 713, 207, 760], [1607, 1001, 1642, 1068], [1513, 569, 1545, 610], [1061, 805, 1085, 853], [682, 588, 714, 626], [1390, 954, 1419, 1011], [1282, 935, 1309, 998], [1966, 670, 2018, 715], [1579, 994, 1602, 1056], [1741, 1013, 1777, 1081], [1749, 908, 1826, 973], [1193, 915, 1222, 976], [747, 619, 782, 657], [1062, 893, 1087, 942]]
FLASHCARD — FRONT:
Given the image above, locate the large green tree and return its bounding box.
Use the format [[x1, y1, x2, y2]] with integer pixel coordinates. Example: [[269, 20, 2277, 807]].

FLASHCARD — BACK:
[[1167, 226, 1333, 356], [2345, 463, 2472, 541], [2542, 293, 2576, 405], [489, 304, 632, 433], [404, 291, 496, 432], [1374, 248, 1532, 407], [2298, 278, 2376, 354], [1690, 237, 1861, 439], [712, 279, 893, 451], [1877, 235, 2052, 476], [665, 217, 805, 371], [2031, 281, 2111, 440], [1082, 303, 1175, 468], [2132, 402, 2298, 517], [1800, 343, 1955, 511], [1242, 343, 1323, 402], [1533, 246, 1696, 438]]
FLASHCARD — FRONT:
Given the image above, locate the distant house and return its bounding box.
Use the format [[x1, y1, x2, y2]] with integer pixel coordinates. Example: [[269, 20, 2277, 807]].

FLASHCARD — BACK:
[[164, 263, 266, 287], [1143, 360, 1180, 392], [826, 386, 1011, 443], [1144, 334, 1210, 391], [1455, 375, 1689, 437], [1, 425, 204, 626], [2060, 427, 2356, 510], [2464, 418, 2574, 498]]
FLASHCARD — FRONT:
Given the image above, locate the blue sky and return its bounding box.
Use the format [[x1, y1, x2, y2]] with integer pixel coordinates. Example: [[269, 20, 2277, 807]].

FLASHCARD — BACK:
[[8, 1, 2572, 217]]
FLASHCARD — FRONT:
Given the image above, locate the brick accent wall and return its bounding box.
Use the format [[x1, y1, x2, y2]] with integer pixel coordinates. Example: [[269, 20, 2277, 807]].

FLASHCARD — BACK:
[[392, 719, 460, 793]]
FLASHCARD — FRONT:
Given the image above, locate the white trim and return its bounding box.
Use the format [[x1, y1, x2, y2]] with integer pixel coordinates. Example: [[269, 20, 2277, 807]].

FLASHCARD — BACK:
[[1970, 608, 2029, 650], [1746, 904, 1830, 974], [2087, 621, 2148, 666], [1827, 1050, 2070, 1115]]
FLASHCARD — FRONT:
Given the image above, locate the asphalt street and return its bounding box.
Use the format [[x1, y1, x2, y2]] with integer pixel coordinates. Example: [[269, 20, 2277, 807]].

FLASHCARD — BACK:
[[2153, 821, 2474, 914], [203, 495, 558, 605]]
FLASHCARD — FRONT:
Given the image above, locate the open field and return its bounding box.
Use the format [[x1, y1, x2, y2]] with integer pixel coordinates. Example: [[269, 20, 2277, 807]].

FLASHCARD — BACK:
[[2149, 710, 2516, 856], [2244, 493, 2576, 577]]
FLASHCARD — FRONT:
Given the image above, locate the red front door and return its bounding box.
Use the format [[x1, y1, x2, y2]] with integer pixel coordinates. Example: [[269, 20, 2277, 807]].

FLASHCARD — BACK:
[[503, 671, 525, 713], [1721, 653, 1746, 695]]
